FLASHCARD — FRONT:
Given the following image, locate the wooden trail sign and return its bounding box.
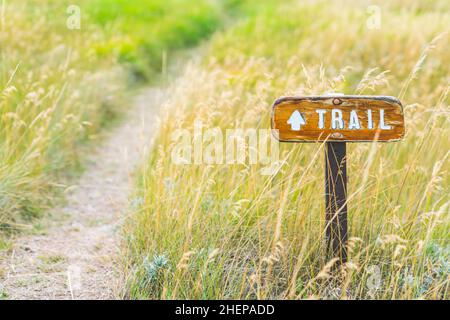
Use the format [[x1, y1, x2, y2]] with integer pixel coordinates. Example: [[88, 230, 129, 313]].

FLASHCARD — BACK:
[[271, 95, 405, 264], [272, 95, 405, 142]]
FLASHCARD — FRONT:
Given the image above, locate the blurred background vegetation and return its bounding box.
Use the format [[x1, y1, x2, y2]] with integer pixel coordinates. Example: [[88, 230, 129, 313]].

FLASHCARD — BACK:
[[85, 0, 225, 81]]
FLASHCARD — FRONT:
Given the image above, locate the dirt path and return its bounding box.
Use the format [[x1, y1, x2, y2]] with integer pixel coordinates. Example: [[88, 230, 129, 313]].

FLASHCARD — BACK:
[[0, 88, 166, 299]]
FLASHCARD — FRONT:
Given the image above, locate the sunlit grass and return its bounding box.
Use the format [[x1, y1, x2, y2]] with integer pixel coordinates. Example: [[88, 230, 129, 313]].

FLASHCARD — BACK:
[[0, 1, 127, 231], [85, 0, 224, 81], [0, 0, 225, 234], [125, 0, 449, 299]]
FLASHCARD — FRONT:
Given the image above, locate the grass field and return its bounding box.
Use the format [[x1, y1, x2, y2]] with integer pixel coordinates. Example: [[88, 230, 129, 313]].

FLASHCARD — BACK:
[[124, 0, 449, 299], [0, 0, 225, 236], [85, 0, 225, 81], [0, 0, 448, 301]]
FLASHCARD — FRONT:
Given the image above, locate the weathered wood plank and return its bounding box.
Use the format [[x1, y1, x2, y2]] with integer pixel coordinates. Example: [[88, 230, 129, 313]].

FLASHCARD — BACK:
[[271, 95, 405, 142], [325, 142, 348, 264]]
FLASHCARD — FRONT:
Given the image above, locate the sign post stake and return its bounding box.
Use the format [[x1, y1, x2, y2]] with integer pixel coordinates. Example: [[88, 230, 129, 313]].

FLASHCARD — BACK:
[[325, 142, 348, 264], [271, 94, 405, 266]]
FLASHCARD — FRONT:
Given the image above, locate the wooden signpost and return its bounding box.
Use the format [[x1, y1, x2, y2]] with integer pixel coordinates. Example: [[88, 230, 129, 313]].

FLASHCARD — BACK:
[[271, 95, 405, 264]]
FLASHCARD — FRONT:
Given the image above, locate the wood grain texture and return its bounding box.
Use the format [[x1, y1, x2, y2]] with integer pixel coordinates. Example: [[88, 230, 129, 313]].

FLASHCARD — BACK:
[[271, 95, 405, 142]]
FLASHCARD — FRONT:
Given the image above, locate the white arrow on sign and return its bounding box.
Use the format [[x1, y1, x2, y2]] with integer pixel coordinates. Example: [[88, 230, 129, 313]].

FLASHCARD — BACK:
[[287, 110, 306, 131]]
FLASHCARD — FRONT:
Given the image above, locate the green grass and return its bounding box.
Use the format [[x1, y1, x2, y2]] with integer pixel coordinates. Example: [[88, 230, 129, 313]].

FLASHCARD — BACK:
[[85, 0, 224, 81], [125, 0, 449, 299]]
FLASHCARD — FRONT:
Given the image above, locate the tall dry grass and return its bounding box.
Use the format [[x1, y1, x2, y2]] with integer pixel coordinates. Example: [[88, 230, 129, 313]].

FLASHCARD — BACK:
[[0, 1, 126, 232], [0, 0, 226, 235], [125, 0, 449, 299]]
